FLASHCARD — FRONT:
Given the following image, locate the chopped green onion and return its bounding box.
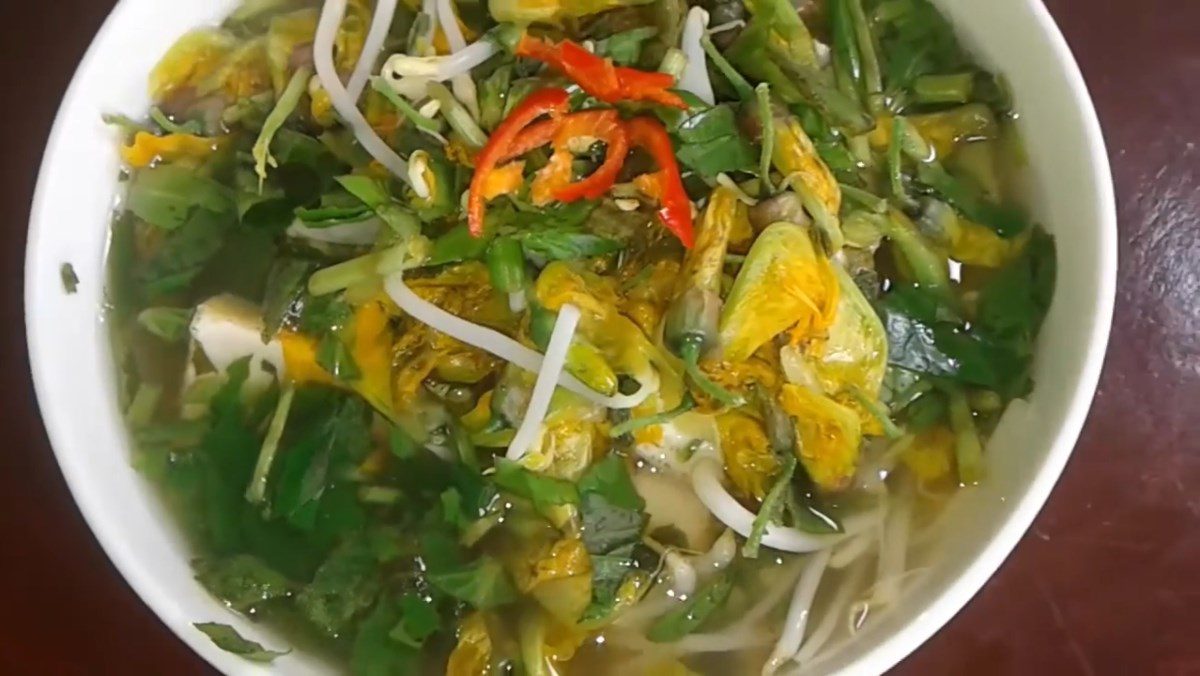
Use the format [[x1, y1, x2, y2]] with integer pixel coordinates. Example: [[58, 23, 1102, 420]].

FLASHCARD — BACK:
[[370, 76, 445, 139], [658, 47, 688, 79], [913, 73, 975, 105], [426, 82, 488, 149], [126, 383, 163, 429], [846, 0, 884, 112], [947, 388, 984, 485]]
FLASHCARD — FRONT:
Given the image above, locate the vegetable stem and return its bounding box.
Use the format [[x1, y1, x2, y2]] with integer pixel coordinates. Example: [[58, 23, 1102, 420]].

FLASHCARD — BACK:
[[427, 82, 488, 149], [252, 65, 313, 186], [700, 34, 755, 101], [846, 0, 884, 112], [680, 341, 745, 408], [369, 76, 445, 138], [246, 385, 295, 505], [756, 84, 776, 196], [913, 73, 975, 105], [610, 393, 696, 438], [743, 454, 798, 558], [947, 388, 984, 485]]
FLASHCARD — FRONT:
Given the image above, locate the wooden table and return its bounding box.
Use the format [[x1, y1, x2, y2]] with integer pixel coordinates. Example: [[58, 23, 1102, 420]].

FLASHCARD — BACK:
[[2, 1, 1197, 673]]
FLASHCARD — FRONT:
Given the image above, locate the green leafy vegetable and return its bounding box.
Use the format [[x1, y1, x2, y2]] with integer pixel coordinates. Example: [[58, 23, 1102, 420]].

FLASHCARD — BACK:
[[194, 622, 288, 663], [351, 599, 420, 676], [647, 569, 735, 642], [388, 593, 441, 648], [127, 165, 233, 231], [492, 459, 579, 512], [253, 65, 314, 184], [296, 535, 383, 636], [742, 454, 797, 558], [260, 257, 316, 340], [595, 27, 659, 66], [60, 263, 79, 294], [195, 554, 296, 612], [428, 556, 518, 610], [518, 231, 623, 260], [137, 306, 193, 342]]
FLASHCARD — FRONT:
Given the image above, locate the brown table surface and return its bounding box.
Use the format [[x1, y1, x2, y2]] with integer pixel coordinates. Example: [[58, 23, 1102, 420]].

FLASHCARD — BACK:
[[2, 1, 1197, 673]]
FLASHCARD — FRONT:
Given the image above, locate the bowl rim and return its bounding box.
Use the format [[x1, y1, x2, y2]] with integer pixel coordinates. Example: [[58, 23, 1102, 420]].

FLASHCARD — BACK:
[[24, 0, 1117, 674]]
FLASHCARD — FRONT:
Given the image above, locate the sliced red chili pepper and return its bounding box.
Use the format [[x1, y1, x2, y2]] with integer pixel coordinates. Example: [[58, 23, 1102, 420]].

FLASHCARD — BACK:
[[515, 35, 686, 110], [496, 117, 561, 163], [468, 87, 570, 237], [625, 116, 694, 248], [616, 68, 688, 108], [529, 109, 629, 205]]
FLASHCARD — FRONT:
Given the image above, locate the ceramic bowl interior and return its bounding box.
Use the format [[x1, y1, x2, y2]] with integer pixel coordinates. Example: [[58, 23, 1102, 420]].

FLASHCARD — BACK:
[[25, 0, 1115, 673]]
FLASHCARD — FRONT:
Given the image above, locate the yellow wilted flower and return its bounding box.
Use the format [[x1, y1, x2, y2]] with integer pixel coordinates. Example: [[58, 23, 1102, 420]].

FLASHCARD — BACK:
[[719, 222, 840, 363], [447, 612, 492, 676], [120, 132, 225, 168], [778, 384, 862, 491], [149, 28, 238, 102], [717, 412, 779, 502]]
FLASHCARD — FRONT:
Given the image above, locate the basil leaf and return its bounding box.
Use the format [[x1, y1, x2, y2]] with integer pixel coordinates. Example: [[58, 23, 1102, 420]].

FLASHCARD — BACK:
[[194, 623, 288, 663]]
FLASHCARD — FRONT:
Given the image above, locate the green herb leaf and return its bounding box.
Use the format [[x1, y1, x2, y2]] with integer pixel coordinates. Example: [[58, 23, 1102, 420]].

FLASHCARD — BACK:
[[194, 622, 288, 663], [576, 456, 647, 620], [296, 535, 382, 636], [127, 164, 233, 231], [350, 599, 420, 676], [595, 27, 659, 66], [137, 306, 193, 343], [60, 262, 79, 294], [677, 134, 758, 179], [388, 593, 442, 648], [138, 207, 234, 297], [195, 554, 296, 613], [428, 556, 518, 610], [647, 569, 735, 642], [492, 459, 579, 511], [518, 231, 623, 261], [317, 333, 362, 382], [260, 257, 316, 341]]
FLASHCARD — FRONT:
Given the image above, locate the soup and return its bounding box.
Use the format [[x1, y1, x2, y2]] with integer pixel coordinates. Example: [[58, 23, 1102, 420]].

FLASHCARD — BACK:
[[105, 0, 1055, 673]]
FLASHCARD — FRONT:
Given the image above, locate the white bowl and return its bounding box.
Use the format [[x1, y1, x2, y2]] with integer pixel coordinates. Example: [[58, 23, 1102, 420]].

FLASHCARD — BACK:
[[25, 0, 1116, 674]]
